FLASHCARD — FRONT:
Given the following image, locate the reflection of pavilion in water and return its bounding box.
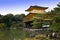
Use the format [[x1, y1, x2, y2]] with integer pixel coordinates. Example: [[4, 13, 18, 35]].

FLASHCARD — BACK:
[[23, 5, 52, 29]]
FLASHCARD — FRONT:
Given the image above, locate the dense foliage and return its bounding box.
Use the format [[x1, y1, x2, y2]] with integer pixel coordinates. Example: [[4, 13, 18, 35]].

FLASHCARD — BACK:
[[49, 2, 60, 32], [32, 17, 42, 28], [32, 14, 45, 28], [0, 13, 25, 29]]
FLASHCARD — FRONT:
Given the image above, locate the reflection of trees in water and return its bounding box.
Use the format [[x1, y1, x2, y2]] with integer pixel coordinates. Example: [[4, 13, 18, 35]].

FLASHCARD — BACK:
[[0, 29, 60, 40], [25, 29, 60, 40], [0, 29, 25, 40]]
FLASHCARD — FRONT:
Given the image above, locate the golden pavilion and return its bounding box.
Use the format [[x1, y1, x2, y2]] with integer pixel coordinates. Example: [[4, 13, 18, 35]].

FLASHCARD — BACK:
[[24, 5, 52, 28]]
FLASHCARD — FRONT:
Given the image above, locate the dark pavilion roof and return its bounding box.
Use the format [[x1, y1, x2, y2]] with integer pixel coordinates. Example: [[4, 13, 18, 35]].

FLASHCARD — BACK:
[[25, 5, 48, 11]]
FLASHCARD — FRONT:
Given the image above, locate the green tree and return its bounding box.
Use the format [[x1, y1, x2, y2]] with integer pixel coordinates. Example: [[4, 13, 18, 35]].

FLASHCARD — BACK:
[[0, 14, 3, 23], [31, 14, 45, 28], [2, 13, 14, 29], [49, 2, 60, 32], [14, 14, 25, 27], [14, 14, 25, 22], [32, 17, 42, 28], [0, 23, 6, 29], [0, 13, 25, 29]]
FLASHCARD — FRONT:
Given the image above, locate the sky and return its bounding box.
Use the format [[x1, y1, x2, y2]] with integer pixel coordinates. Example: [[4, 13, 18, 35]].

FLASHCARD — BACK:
[[0, 0, 60, 15]]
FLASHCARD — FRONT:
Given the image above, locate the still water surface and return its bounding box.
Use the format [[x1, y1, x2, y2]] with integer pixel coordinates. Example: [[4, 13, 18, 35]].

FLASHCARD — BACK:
[[0, 29, 25, 40]]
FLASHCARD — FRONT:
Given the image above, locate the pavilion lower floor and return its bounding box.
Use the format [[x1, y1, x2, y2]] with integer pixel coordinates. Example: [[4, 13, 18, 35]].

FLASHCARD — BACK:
[[24, 20, 52, 29]]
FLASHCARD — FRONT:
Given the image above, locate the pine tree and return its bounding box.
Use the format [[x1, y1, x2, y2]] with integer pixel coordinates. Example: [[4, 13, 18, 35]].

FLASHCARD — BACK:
[[50, 2, 60, 32]]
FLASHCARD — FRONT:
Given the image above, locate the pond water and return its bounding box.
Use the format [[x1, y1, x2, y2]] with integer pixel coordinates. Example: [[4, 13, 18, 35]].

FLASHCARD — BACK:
[[0, 28, 58, 40], [0, 29, 26, 40]]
